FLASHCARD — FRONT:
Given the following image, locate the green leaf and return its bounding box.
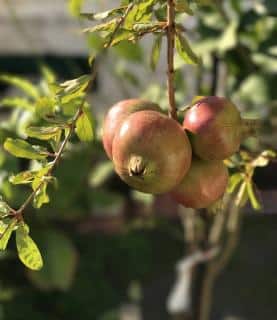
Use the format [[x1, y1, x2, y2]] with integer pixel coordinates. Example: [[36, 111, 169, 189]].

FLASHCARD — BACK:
[[227, 173, 243, 194], [28, 230, 77, 290], [246, 181, 262, 210], [35, 97, 55, 117], [218, 20, 238, 53], [108, 29, 134, 47], [9, 170, 36, 185], [150, 35, 162, 71], [0, 97, 34, 111], [0, 201, 10, 217], [16, 223, 43, 270], [89, 161, 114, 187], [124, 0, 155, 29], [4, 138, 48, 160], [25, 126, 62, 141], [83, 19, 117, 34], [175, 0, 194, 15], [58, 75, 91, 104], [33, 181, 50, 209], [0, 74, 39, 99], [75, 109, 94, 142], [81, 7, 126, 21], [175, 34, 200, 65], [68, 0, 84, 17], [0, 219, 17, 250]]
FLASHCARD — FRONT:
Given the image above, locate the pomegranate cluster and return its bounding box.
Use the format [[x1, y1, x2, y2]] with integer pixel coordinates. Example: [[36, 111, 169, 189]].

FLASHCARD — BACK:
[[102, 97, 250, 209]]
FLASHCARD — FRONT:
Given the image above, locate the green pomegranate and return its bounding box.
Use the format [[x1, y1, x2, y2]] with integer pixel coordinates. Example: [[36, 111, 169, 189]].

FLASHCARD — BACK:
[[183, 96, 256, 160], [102, 99, 161, 159], [170, 158, 228, 209], [112, 110, 192, 194]]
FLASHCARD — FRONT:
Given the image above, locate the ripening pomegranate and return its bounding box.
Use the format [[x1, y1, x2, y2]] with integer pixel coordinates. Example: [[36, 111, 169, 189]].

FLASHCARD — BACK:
[[183, 96, 256, 160], [112, 110, 192, 194], [102, 99, 161, 159], [170, 158, 228, 209]]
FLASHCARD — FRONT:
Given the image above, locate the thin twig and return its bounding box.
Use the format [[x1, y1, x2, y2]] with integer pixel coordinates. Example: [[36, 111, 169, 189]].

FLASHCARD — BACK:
[[167, 0, 177, 120]]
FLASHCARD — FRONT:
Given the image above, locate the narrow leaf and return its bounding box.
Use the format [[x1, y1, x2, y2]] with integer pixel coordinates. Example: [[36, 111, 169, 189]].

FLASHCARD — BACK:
[[33, 181, 50, 209], [150, 35, 162, 71], [16, 224, 43, 270], [81, 7, 126, 21], [4, 138, 47, 160], [68, 0, 84, 17], [175, 34, 200, 65], [246, 181, 262, 210], [175, 0, 194, 15], [10, 170, 36, 185], [0, 219, 17, 250], [0, 97, 34, 111], [0, 74, 39, 99]]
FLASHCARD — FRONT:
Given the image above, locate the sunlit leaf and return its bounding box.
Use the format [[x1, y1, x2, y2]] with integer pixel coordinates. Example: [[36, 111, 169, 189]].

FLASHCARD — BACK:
[[81, 7, 126, 21], [9, 170, 37, 185], [0, 219, 17, 250], [33, 181, 50, 209], [0, 74, 39, 99], [175, 34, 200, 65], [218, 20, 238, 53], [0, 97, 34, 111], [25, 126, 62, 141], [16, 223, 43, 270], [246, 181, 262, 210], [4, 138, 48, 160], [75, 109, 94, 142], [68, 0, 84, 17]]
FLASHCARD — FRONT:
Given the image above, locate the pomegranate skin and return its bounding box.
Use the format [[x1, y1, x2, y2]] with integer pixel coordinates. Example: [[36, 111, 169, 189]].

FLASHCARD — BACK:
[[183, 96, 242, 160], [102, 99, 161, 159], [112, 110, 192, 194], [170, 158, 228, 209]]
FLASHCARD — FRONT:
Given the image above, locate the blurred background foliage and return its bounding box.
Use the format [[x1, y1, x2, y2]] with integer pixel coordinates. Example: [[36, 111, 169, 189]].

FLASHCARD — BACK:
[[0, 0, 276, 319]]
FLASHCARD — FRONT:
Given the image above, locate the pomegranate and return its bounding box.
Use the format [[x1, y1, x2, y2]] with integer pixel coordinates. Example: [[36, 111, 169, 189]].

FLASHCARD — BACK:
[[183, 96, 256, 160], [170, 158, 228, 209], [112, 110, 192, 194], [102, 99, 161, 159]]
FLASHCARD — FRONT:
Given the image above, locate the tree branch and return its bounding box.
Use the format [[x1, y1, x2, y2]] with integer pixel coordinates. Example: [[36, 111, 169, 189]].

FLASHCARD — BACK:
[[167, 0, 177, 120]]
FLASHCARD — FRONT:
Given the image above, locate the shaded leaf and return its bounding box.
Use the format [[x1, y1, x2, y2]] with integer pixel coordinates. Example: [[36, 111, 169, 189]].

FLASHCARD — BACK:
[[28, 230, 77, 291], [16, 223, 43, 270], [35, 97, 55, 117], [0, 74, 39, 99], [175, 34, 200, 65], [175, 0, 194, 15], [89, 161, 114, 187], [4, 138, 48, 160]]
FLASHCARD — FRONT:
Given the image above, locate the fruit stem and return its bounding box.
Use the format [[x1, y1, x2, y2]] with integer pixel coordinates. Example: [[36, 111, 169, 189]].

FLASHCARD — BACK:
[[241, 118, 261, 138], [128, 156, 146, 177], [166, 0, 177, 121]]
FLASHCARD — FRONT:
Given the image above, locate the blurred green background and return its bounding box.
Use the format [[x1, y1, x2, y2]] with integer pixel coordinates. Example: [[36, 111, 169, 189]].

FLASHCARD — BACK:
[[0, 0, 276, 319]]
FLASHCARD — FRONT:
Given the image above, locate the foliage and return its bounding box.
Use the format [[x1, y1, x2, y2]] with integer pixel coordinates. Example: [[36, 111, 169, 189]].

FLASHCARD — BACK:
[[0, 2, 275, 314]]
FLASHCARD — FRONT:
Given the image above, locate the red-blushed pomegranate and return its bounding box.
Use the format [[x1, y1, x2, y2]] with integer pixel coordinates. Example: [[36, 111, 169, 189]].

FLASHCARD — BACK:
[[102, 99, 161, 159], [112, 110, 192, 194], [183, 96, 250, 160], [170, 158, 228, 209]]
